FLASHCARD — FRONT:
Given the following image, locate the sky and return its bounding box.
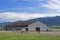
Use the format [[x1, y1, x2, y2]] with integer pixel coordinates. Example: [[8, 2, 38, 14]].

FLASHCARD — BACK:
[[0, 0, 60, 22]]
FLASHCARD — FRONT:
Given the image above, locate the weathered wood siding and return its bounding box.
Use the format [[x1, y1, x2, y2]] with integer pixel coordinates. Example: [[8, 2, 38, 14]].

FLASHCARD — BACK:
[[22, 21, 50, 32]]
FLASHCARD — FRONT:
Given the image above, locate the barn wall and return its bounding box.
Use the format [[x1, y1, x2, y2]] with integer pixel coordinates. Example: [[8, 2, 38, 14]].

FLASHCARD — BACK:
[[28, 21, 48, 30], [27, 21, 49, 31], [21, 21, 50, 32]]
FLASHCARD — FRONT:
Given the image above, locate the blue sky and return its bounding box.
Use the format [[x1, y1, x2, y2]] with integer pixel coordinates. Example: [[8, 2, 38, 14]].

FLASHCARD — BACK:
[[0, 0, 60, 22], [0, 0, 50, 13]]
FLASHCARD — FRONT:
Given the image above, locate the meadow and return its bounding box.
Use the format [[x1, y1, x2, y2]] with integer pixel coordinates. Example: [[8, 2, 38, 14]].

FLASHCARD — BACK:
[[0, 32, 60, 40]]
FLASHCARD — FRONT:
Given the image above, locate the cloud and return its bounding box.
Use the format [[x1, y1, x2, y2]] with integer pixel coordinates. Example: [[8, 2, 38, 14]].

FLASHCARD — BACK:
[[43, 0, 60, 12], [0, 12, 42, 22], [0, 12, 60, 22], [42, 0, 60, 13]]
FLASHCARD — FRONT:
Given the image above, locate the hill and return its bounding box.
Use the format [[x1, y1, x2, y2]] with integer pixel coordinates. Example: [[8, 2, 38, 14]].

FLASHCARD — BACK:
[[26, 16, 60, 26], [0, 16, 60, 28]]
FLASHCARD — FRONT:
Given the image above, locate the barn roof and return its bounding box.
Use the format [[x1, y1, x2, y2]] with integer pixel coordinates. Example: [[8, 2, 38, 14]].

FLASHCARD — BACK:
[[5, 21, 37, 27]]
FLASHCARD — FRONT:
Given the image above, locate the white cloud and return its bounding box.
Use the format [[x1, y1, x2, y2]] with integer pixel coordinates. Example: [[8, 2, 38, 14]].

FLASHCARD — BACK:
[[0, 12, 60, 22], [43, 0, 60, 11]]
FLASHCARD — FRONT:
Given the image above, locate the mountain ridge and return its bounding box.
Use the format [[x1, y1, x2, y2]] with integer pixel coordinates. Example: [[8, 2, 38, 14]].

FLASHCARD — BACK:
[[0, 16, 60, 27]]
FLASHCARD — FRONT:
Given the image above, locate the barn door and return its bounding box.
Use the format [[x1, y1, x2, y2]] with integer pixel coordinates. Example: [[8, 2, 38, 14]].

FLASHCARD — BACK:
[[36, 27, 40, 33], [25, 28, 28, 33]]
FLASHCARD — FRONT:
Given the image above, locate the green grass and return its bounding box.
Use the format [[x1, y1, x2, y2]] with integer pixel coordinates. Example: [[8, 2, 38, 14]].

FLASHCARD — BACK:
[[0, 32, 60, 40]]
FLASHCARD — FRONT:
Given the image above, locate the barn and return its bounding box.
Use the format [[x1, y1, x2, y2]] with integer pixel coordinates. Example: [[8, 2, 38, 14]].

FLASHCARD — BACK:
[[21, 21, 50, 32], [3, 21, 51, 32]]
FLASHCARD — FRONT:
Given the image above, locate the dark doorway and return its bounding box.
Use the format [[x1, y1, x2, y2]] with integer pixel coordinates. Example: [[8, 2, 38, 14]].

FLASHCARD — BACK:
[[47, 29, 48, 32], [25, 28, 28, 33], [36, 27, 40, 33]]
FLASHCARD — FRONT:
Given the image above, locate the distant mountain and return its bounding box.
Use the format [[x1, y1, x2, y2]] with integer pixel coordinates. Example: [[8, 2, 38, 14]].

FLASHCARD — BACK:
[[26, 16, 60, 26], [0, 16, 60, 27], [0, 22, 12, 27], [0, 20, 23, 27]]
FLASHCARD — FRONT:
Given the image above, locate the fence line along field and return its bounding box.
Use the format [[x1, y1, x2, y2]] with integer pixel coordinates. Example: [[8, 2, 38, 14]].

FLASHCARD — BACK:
[[0, 31, 60, 40]]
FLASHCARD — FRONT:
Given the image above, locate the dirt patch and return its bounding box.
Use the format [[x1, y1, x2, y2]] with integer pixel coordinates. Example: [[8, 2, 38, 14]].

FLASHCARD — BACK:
[[40, 32, 60, 36]]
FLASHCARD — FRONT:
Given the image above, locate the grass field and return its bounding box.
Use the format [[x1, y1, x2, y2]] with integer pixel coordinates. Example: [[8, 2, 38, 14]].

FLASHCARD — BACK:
[[0, 32, 60, 40]]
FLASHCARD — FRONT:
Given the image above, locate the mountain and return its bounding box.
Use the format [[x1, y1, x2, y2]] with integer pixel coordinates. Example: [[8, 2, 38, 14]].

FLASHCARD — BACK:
[[0, 20, 23, 27], [26, 16, 60, 26], [0, 22, 13, 27], [0, 16, 60, 28]]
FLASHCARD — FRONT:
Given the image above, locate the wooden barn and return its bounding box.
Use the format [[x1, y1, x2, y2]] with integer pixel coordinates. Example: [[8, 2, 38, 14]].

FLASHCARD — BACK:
[[3, 21, 51, 32]]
